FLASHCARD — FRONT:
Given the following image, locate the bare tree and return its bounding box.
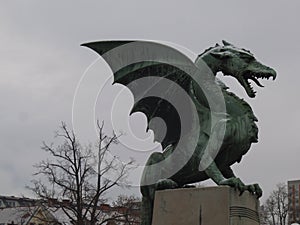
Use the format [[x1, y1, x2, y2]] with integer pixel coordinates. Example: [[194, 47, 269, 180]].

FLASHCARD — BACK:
[[28, 121, 134, 225], [262, 183, 288, 225]]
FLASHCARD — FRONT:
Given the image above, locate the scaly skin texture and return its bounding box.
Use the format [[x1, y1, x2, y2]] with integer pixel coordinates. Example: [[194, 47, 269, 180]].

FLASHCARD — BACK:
[[140, 41, 276, 225]]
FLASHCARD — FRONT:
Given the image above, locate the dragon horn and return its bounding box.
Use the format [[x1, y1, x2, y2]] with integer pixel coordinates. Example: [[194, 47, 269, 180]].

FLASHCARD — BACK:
[[222, 40, 233, 46]]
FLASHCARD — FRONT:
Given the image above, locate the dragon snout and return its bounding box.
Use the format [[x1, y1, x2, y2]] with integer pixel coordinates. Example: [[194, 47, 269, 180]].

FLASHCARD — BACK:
[[256, 65, 276, 80], [240, 62, 277, 98], [269, 68, 277, 80]]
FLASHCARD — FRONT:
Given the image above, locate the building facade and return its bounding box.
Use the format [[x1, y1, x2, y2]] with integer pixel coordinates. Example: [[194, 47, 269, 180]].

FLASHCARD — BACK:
[[288, 180, 300, 224]]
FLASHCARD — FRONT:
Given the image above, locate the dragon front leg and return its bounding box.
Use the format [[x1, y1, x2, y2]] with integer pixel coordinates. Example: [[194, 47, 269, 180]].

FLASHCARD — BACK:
[[205, 160, 246, 193], [202, 119, 262, 198], [201, 120, 247, 194]]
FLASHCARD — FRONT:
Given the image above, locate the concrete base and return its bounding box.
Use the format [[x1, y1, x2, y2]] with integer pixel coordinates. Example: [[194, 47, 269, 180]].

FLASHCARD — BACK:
[[152, 186, 260, 225]]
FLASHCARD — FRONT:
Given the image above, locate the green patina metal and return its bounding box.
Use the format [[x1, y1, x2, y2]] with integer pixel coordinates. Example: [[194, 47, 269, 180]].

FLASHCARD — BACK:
[[82, 40, 276, 225]]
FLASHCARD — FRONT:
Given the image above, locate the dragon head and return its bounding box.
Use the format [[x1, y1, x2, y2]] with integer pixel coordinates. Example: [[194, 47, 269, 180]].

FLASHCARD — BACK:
[[197, 40, 276, 98]]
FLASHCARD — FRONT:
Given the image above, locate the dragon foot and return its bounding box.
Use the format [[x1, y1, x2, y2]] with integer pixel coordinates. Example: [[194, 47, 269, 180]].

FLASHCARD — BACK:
[[220, 177, 245, 191], [155, 179, 178, 191], [245, 183, 262, 198], [219, 178, 262, 198]]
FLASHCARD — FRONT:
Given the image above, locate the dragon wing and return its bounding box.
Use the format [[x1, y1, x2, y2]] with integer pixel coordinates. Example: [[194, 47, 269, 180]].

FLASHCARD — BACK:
[[82, 40, 199, 149]]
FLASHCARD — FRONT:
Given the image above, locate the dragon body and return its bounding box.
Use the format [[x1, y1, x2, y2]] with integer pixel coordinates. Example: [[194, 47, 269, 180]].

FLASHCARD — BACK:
[[82, 40, 276, 225]]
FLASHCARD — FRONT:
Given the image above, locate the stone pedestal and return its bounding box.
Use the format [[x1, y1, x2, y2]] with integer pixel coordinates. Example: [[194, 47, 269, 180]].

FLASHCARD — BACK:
[[152, 186, 260, 225]]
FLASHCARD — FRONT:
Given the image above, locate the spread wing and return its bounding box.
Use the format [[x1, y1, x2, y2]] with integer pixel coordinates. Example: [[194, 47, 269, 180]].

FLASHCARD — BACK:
[[82, 40, 198, 149]]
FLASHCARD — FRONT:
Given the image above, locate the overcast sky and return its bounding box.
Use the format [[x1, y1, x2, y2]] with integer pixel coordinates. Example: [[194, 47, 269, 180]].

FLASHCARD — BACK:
[[1, 1, 300, 203]]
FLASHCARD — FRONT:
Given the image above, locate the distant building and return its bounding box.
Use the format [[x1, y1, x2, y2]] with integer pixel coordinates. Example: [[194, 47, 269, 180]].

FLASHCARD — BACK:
[[0, 195, 141, 225], [0, 206, 58, 225], [288, 180, 300, 224], [0, 196, 37, 208]]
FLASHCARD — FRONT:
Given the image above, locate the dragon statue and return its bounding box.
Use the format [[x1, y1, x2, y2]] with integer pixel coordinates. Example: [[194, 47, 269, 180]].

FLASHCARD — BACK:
[[82, 40, 276, 225]]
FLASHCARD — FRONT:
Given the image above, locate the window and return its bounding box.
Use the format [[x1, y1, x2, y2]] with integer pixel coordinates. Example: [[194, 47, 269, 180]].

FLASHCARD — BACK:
[[7, 201, 16, 207]]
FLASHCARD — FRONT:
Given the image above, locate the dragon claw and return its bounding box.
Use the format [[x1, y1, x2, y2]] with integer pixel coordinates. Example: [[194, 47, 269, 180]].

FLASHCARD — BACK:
[[244, 183, 263, 198], [219, 178, 262, 198], [247, 184, 256, 194], [254, 183, 263, 198]]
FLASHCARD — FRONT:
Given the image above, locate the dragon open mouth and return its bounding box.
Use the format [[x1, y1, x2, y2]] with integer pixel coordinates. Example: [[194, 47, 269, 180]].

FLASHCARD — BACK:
[[241, 71, 276, 98]]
